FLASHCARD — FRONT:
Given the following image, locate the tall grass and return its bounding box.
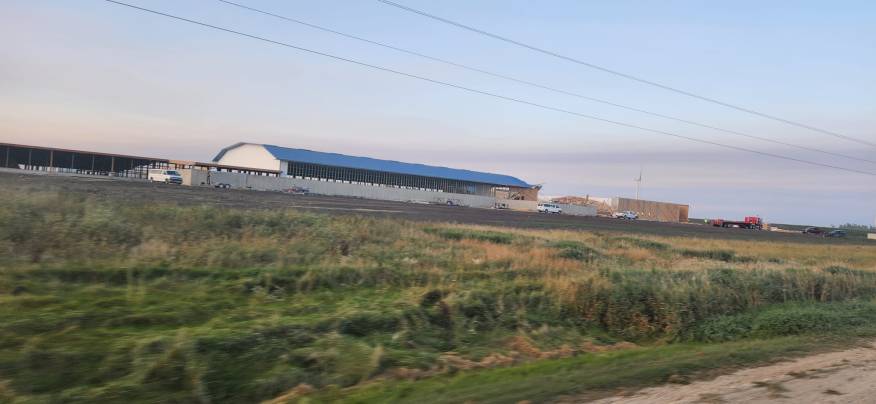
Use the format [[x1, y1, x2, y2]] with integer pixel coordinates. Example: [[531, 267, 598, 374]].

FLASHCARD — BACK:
[[1, 190, 876, 402]]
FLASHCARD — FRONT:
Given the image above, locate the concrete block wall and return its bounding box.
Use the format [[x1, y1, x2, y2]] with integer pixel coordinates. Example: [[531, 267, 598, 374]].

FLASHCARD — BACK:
[[555, 203, 597, 217], [501, 200, 538, 211], [182, 169, 536, 211]]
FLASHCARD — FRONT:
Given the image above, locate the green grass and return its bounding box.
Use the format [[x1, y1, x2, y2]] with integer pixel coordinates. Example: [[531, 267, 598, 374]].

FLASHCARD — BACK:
[[687, 300, 876, 341], [608, 236, 671, 251], [548, 240, 601, 262], [2, 189, 876, 403], [422, 227, 516, 244]]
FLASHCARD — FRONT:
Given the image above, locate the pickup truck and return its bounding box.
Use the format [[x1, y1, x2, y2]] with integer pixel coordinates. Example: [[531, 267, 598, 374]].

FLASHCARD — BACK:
[[613, 211, 638, 220]]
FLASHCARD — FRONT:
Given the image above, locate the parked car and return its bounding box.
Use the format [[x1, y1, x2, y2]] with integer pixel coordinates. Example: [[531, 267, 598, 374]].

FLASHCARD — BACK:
[[148, 169, 183, 184], [825, 230, 847, 238], [613, 210, 639, 220], [282, 186, 309, 195], [537, 203, 563, 214], [803, 227, 824, 235]]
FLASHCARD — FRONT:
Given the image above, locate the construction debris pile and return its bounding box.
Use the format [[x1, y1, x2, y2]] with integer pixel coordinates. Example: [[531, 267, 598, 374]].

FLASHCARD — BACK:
[[551, 196, 614, 216]]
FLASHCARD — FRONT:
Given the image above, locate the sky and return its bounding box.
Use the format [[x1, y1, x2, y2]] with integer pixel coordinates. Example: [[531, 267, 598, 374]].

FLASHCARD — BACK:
[[1, 0, 874, 226]]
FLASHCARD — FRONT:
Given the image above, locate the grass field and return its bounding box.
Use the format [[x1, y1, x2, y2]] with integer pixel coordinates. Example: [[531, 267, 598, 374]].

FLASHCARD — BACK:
[[2, 189, 876, 403]]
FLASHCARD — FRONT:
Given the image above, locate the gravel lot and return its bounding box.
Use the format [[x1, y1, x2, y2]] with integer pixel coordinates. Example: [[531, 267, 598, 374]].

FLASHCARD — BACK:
[[590, 342, 876, 404]]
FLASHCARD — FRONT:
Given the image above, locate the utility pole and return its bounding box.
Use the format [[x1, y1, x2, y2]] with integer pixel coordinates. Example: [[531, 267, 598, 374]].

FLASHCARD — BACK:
[[634, 166, 643, 200]]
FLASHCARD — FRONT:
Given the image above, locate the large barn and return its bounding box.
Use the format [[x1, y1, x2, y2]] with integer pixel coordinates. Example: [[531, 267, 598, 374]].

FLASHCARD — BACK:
[[212, 142, 538, 200]]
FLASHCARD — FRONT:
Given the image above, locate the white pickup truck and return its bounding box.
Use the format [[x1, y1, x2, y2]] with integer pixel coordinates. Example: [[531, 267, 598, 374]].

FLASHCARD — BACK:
[[148, 169, 183, 185], [613, 210, 639, 220]]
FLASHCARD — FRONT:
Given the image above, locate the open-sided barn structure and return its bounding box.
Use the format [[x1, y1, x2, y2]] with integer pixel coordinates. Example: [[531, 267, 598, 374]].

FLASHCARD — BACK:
[[0, 142, 280, 179], [212, 143, 538, 201], [1, 141, 539, 210]]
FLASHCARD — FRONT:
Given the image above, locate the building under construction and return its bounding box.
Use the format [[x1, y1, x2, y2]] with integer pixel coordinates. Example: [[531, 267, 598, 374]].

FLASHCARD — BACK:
[[613, 197, 690, 223], [550, 195, 690, 222]]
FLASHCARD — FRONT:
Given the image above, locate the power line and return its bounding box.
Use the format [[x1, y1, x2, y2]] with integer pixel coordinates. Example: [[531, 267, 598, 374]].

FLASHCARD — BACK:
[[217, 0, 876, 166], [100, 0, 876, 177], [374, 0, 876, 149]]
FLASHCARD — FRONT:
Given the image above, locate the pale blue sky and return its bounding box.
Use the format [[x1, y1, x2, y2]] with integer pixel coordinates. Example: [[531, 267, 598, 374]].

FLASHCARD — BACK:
[[1, 0, 874, 226]]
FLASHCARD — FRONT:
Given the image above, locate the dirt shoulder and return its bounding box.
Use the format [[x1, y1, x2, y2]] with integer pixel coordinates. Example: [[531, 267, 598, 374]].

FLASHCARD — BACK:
[[588, 341, 876, 403]]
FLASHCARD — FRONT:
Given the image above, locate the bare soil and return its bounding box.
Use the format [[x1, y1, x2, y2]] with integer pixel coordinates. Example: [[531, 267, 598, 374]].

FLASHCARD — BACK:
[[589, 342, 876, 404]]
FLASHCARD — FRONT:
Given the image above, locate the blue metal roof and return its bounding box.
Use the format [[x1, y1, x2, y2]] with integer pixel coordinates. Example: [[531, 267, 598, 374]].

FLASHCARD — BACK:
[[214, 143, 531, 187]]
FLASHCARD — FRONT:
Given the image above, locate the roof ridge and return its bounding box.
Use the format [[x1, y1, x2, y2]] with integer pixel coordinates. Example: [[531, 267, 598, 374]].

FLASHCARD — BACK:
[[259, 144, 530, 187]]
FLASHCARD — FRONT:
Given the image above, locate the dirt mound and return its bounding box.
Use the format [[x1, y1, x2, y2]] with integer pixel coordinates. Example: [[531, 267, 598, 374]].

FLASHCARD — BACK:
[[551, 196, 614, 216]]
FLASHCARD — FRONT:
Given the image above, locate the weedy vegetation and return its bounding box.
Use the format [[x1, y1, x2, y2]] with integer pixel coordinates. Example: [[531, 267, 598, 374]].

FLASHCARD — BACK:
[[1, 189, 876, 403]]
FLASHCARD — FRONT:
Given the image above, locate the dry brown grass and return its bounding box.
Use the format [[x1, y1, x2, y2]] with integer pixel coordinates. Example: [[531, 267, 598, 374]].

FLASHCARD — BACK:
[[660, 236, 876, 269]]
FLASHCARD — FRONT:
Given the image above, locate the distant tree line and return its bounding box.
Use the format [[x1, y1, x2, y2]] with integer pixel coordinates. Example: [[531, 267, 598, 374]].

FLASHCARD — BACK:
[[833, 223, 876, 231]]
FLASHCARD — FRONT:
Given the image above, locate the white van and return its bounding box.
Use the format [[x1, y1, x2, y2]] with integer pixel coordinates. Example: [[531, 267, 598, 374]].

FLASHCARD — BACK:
[[148, 169, 183, 185], [537, 203, 562, 214]]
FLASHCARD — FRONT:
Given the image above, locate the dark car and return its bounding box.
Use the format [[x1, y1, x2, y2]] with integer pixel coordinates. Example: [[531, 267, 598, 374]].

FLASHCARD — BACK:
[[825, 230, 847, 238], [803, 227, 824, 235]]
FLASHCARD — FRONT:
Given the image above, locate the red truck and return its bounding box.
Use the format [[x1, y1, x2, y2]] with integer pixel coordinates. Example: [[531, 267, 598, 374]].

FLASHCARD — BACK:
[[711, 216, 763, 230]]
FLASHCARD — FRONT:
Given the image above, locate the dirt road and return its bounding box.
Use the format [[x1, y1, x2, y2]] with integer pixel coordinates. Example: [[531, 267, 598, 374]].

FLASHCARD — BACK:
[[590, 342, 876, 403], [0, 170, 862, 244]]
